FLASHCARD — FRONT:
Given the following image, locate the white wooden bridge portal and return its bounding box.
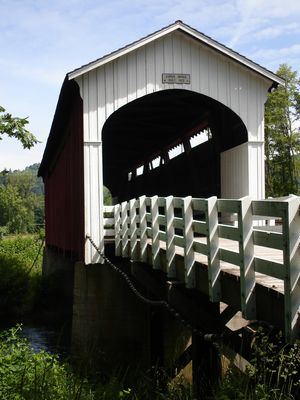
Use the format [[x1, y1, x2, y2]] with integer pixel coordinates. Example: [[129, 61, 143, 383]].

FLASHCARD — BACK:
[[38, 21, 297, 386]]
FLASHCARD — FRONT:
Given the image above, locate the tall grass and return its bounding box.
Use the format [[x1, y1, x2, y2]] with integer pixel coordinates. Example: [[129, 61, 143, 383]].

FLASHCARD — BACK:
[[214, 329, 300, 400]]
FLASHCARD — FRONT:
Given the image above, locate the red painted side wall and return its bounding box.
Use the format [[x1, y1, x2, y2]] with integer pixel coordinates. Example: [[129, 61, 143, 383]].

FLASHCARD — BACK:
[[44, 96, 84, 260]]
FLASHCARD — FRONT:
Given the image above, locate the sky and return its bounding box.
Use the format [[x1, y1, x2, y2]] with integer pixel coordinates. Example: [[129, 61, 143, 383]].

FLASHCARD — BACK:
[[1, 0, 300, 171]]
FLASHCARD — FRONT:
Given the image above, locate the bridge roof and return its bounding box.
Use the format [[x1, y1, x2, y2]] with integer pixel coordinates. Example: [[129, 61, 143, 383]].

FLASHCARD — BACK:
[[68, 20, 284, 87]]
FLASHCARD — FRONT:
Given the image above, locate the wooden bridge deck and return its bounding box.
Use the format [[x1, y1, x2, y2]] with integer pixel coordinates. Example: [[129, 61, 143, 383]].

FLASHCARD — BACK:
[[158, 237, 284, 294]]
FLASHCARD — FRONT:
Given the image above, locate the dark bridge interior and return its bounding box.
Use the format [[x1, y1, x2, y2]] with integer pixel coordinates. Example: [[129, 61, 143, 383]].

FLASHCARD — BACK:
[[102, 89, 247, 202]]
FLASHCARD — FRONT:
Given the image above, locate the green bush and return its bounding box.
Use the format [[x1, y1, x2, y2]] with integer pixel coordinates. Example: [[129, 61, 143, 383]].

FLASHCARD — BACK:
[[0, 325, 193, 400], [0, 235, 44, 317], [0, 325, 90, 400], [0, 325, 139, 400], [0, 234, 43, 271]]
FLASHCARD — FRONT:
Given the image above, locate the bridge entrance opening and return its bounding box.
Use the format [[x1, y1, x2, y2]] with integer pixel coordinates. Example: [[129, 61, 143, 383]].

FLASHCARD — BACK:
[[102, 89, 247, 202]]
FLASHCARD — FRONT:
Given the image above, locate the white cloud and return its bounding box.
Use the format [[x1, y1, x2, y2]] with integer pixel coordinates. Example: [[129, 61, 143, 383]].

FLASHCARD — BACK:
[[252, 44, 300, 60], [0, 58, 64, 87], [248, 43, 300, 74], [227, 0, 300, 48], [256, 22, 300, 39]]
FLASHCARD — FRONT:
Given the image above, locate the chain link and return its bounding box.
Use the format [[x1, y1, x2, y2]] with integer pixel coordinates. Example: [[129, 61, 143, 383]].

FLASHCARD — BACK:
[[86, 235, 274, 343]]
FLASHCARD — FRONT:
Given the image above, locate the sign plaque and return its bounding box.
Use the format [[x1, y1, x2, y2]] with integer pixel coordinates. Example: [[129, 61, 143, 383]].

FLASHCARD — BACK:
[[162, 73, 190, 84]]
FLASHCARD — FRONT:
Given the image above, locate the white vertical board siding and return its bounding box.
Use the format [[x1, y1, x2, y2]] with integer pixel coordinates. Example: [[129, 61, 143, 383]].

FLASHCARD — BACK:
[[116, 57, 128, 108], [96, 68, 106, 141], [154, 39, 164, 92], [84, 143, 103, 263], [136, 47, 147, 98], [217, 58, 229, 105], [221, 141, 265, 200], [127, 52, 137, 102], [146, 43, 156, 94], [208, 51, 219, 100], [199, 45, 209, 95], [221, 143, 249, 199], [75, 30, 272, 264], [87, 69, 98, 141], [247, 77, 269, 142], [248, 142, 265, 199]]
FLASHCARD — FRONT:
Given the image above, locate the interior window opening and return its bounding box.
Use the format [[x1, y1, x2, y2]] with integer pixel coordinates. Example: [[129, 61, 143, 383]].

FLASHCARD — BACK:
[[136, 165, 144, 176], [169, 143, 184, 160], [190, 128, 211, 148], [152, 156, 161, 169]]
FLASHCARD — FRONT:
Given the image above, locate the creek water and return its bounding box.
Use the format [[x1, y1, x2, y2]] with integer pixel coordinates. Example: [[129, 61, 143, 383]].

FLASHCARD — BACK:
[[20, 325, 68, 356], [0, 321, 69, 358]]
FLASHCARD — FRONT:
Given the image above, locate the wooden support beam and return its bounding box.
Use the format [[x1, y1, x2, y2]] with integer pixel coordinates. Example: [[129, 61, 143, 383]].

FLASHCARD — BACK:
[[165, 196, 176, 278], [139, 195, 148, 263], [238, 196, 256, 319], [121, 201, 129, 258], [151, 195, 160, 269], [183, 196, 195, 288], [114, 203, 121, 256]]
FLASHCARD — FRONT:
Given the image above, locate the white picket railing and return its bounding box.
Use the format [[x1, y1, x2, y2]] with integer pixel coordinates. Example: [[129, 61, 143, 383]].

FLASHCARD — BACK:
[[103, 195, 300, 341]]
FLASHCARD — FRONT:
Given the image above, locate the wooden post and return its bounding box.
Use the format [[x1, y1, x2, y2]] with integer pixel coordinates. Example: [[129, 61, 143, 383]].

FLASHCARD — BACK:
[[139, 195, 148, 263], [282, 195, 300, 341], [121, 201, 129, 258], [114, 203, 121, 256], [183, 196, 195, 288], [238, 196, 256, 319], [165, 196, 176, 278], [206, 196, 221, 302], [151, 195, 160, 269], [192, 330, 221, 398], [129, 198, 138, 260]]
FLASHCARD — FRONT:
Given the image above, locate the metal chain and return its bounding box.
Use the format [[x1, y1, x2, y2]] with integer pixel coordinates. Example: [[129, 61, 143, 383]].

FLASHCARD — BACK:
[[86, 235, 210, 339], [86, 235, 274, 343]]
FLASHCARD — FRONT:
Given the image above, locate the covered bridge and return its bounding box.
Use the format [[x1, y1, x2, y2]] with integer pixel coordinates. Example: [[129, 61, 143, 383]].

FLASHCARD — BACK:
[[38, 20, 284, 265]]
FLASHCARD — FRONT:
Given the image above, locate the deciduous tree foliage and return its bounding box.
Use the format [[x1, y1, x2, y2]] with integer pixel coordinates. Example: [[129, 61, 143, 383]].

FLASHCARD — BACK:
[[0, 184, 33, 233], [0, 105, 38, 148], [0, 165, 44, 234], [265, 64, 300, 197], [0, 105, 42, 234]]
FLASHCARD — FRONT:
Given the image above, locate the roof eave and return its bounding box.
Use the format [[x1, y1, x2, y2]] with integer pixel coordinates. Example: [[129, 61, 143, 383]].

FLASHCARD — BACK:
[[68, 21, 284, 86]]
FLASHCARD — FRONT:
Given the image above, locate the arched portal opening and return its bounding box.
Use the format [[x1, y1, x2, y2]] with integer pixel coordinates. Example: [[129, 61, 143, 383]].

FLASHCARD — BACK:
[[102, 89, 247, 202]]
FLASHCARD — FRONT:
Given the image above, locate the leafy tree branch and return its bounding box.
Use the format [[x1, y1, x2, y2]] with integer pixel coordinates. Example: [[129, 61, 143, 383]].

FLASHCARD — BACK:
[[0, 106, 39, 149]]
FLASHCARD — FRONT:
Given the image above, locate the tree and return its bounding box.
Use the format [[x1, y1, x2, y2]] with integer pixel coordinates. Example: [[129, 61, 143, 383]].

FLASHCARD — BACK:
[[0, 184, 35, 233], [0, 106, 38, 149], [103, 186, 112, 205], [0, 164, 44, 234], [7, 173, 35, 198], [265, 64, 300, 197]]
